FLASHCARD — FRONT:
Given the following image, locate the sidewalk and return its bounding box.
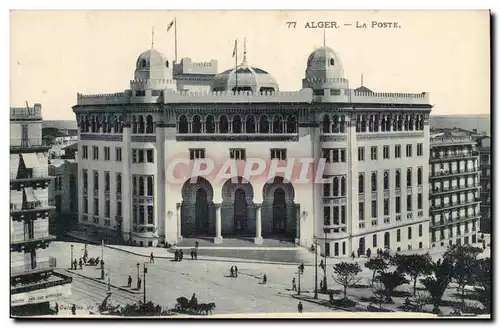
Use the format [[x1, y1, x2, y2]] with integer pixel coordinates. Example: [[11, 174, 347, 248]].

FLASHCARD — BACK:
[[62, 267, 142, 295]]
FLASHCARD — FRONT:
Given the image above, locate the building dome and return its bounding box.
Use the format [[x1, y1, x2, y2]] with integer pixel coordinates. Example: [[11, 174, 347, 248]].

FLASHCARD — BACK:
[[134, 48, 173, 81], [302, 46, 347, 94], [212, 65, 278, 93], [306, 46, 344, 77]]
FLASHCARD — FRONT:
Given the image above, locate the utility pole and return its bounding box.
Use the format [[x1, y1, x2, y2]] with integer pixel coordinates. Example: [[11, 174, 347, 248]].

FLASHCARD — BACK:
[[101, 239, 105, 280], [136, 263, 140, 290], [107, 268, 111, 291], [70, 244, 74, 270], [143, 263, 148, 315], [323, 227, 330, 291], [314, 241, 318, 299], [297, 266, 301, 295]]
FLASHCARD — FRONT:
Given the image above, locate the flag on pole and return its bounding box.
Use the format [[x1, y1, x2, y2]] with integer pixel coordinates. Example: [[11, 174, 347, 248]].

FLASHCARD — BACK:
[[232, 39, 238, 58], [167, 19, 175, 32]]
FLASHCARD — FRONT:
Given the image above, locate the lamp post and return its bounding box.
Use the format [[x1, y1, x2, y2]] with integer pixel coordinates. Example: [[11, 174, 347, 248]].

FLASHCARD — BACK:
[[70, 244, 74, 270], [143, 263, 148, 315], [100, 239, 105, 280], [313, 239, 319, 299], [136, 263, 140, 290], [107, 268, 111, 291], [323, 227, 331, 292], [296, 266, 301, 295]]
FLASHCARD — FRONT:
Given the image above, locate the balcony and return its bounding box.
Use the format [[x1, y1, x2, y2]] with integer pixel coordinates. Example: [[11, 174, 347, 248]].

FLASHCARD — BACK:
[[430, 169, 479, 179], [418, 210, 424, 217], [10, 138, 51, 152], [10, 200, 55, 214], [396, 214, 402, 222], [11, 257, 57, 277], [10, 234, 56, 250], [429, 199, 480, 212], [407, 212, 413, 219], [430, 184, 480, 196], [429, 152, 475, 163], [430, 214, 480, 228], [11, 169, 50, 182]]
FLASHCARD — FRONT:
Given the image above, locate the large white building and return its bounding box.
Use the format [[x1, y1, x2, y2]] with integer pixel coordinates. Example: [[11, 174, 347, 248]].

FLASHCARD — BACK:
[[73, 43, 432, 255]]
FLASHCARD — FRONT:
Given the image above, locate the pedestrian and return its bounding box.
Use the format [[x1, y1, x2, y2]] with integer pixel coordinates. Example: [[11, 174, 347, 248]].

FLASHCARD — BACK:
[[357, 248, 361, 258], [137, 277, 142, 290], [73, 259, 78, 270], [319, 280, 324, 291], [297, 301, 303, 314], [319, 259, 324, 271], [300, 263, 304, 274], [54, 302, 59, 315], [234, 266, 238, 277], [483, 240, 486, 250], [79, 258, 83, 270], [180, 250, 184, 261], [174, 250, 179, 261], [292, 278, 297, 291], [150, 252, 155, 263], [366, 248, 372, 258], [194, 249, 198, 260], [190, 249, 195, 260], [351, 251, 355, 260], [195, 241, 199, 249], [230, 266, 234, 277], [100, 259, 105, 269], [263, 274, 267, 284], [127, 275, 132, 288], [71, 304, 76, 315]]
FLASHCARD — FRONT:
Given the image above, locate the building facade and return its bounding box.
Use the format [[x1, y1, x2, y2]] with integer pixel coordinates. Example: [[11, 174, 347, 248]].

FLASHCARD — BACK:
[[428, 133, 481, 248], [10, 104, 72, 315], [476, 136, 491, 233], [73, 44, 432, 255]]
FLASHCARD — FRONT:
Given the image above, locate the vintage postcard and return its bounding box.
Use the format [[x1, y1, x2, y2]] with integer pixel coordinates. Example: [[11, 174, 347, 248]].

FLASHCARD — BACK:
[[9, 10, 491, 319]]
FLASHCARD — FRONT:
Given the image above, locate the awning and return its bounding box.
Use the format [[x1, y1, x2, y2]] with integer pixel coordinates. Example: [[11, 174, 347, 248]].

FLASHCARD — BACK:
[[10, 154, 20, 179], [23, 187, 37, 203], [22, 153, 39, 169]]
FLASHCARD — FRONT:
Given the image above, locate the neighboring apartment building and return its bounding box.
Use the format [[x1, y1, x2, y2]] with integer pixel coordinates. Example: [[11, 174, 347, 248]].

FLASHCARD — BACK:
[[10, 104, 72, 316], [73, 42, 432, 255], [428, 132, 481, 248], [476, 136, 491, 233]]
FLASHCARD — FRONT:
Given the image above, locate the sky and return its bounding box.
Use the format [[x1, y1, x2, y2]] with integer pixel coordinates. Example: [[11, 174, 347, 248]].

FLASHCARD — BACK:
[[10, 10, 490, 120]]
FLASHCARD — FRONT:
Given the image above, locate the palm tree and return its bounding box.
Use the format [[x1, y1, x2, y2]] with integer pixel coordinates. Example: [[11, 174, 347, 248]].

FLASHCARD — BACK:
[[420, 259, 454, 314]]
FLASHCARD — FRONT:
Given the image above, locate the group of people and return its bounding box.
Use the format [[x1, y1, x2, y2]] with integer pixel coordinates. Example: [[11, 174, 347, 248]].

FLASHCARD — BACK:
[[70, 245, 104, 270], [127, 274, 142, 289], [229, 266, 239, 277]]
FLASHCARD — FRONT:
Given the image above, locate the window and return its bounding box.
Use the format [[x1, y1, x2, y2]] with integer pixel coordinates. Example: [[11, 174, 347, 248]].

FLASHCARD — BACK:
[[147, 176, 153, 196], [358, 173, 364, 193], [419, 224, 423, 237], [132, 149, 137, 163], [417, 143, 423, 156], [406, 168, 412, 187], [324, 207, 330, 225], [103, 147, 110, 161], [407, 194, 412, 211], [115, 147, 122, 162], [371, 146, 377, 160], [383, 171, 389, 190], [116, 173, 122, 194], [105, 200, 110, 218], [383, 145, 390, 159], [358, 147, 365, 161], [396, 196, 401, 213], [146, 149, 154, 163], [147, 205, 154, 224], [371, 172, 377, 192], [419, 242, 423, 249], [417, 167, 423, 185], [92, 146, 99, 160], [371, 200, 377, 218], [93, 170, 99, 190], [138, 149, 144, 163], [395, 145, 401, 158], [397, 229, 401, 242], [83, 196, 88, 214], [93, 198, 99, 216], [373, 234, 377, 248], [408, 227, 412, 240], [189, 148, 206, 160], [384, 198, 389, 216], [104, 172, 110, 191], [82, 145, 88, 159], [270, 148, 287, 161], [116, 201, 122, 217], [395, 170, 401, 188], [418, 193, 422, 209], [340, 149, 346, 162], [359, 202, 364, 221], [230, 149, 246, 160], [323, 181, 330, 197], [406, 144, 412, 157], [82, 169, 88, 189]]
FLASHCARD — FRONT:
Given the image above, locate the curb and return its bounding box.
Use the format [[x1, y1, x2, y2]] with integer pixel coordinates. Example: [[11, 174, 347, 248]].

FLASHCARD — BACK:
[[64, 269, 142, 295], [292, 295, 362, 312], [105, 245, 310, 266]]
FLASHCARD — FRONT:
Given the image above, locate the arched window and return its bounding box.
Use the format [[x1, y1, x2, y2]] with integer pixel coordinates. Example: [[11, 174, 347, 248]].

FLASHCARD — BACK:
[[119, 115, 124, 133], [330, 58, 334, 66], [178, 115, 188, 134], [398, 115, 403, 131], [165, 61, 169, 68], [232, 115, 242, 133], [419, 115, 424, 130], [192, 115, 202, 133], [385, 115, 391, 131], [246, 115, 256, 133], [116, 174, 122, 194], [139, 177, 145, 196], [361, 115, 367, 132], [273, 115, 283, 133], [102, 117, 107, 133], [384, 171, 389, 190], [141, 59, 147, 68], [287, 115, 297, 133], [417, 167, 423, 185], [85, 117, 90, 132], [409, 115, 414, 131], [392, 115, 398, 131], [105, 172, 110, 191], [374, 114, 379, 132], [132, 116, 137, 134], [339, 115, 346, 133], [369, 115, 375, 132], [332, 115, 339, 133], [323, 115, 331, 133], [93, 171, 99, 189], [259, 115, 269, 133], [147, 177, 153, 196], [206, 115, 215, 133], [341, 176, 346, 196], [407, 168, 412, 187], [395, 170, 401, 188], [404, 115, 409, 131], [333, 177, 339, 196], [371, 172, 377, 192], [133, 177, 137, 195], [146, 115, 154, 134], [219, 115, 229, 133], [138, 116, 145, 133], [91, 116, 96, 133], [359, 173, 364, 193], [113, 117, 119, 133]]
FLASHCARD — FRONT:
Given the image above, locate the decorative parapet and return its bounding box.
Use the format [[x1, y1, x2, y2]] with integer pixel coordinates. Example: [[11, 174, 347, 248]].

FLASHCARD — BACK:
[[350, 91, 430, 105], [163, 88, 314, 104], [76, 92, 130, 105], [10, 104, 42, 120], [430, 136, 475, 146]]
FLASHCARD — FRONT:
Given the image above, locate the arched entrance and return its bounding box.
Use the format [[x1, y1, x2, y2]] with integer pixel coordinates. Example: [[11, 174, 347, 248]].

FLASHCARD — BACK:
[[262, 177, 297, 240], [384, 232, 390, 249], [221, 177, 255, 236], [358, 237, 365, 255], [181, 177, 215, 237]]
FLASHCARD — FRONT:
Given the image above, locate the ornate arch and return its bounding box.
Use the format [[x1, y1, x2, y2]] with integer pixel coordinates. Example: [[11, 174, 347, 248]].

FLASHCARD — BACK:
[[181, 177, 214, 203], [221, 176, 254, 203], [262, 176, 295, 203]]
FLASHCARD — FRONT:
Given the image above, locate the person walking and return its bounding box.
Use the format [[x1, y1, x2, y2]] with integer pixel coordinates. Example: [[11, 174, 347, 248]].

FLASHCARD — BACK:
[[351, 251, 355, 260], [292, 278, 297, 291], [179, 250, 184, 261], [150, 252, 155, 263], [54, 302, 59, 315], [230, 266, 234, 277], [71, 304, 76, 315], [79, 258, 83, 270], [137, 277, 142, 290], [366, 248, 372, 258], [194, 249, 198, 260], [73, 259, 78, 271], [127, 275, 132, 288], [297, 301, 303, 314], [263, 274, 267, 284], [234, 266, 238, 277]]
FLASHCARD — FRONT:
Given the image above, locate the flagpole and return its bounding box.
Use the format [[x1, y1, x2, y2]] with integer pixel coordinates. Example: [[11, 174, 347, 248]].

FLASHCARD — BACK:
[[174, 18, 178, 63], [235, 39, 238, 92]]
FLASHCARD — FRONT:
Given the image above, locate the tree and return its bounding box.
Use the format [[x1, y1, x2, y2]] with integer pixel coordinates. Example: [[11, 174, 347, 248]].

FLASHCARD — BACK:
[[371, 279, 387, 310], [376, 271, 409, 303], [472, 257, 491, 313], [365, 257, 389, 287], [443, 244, 482, 265], [331, 262, 363, 301], [117, 301, 171, 316], [420, 259, 454, 314], [392, 253, 432, 295]]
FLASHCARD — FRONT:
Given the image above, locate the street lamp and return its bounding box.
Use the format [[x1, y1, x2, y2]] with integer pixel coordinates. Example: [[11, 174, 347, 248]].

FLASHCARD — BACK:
[[312, 239, 319, 299], [107, 268, 111, 291], [296, 265, 301, 295], [323, 227, 331, 292], [136, 263, 140, 290], [100, 239, 105, 280], [70, 244, 74, 270], [143, 263, 148, 315]]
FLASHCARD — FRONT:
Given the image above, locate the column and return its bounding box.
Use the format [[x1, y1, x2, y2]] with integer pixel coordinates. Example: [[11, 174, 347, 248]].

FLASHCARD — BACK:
[[214, 204, 223, 244], [176, 203, 182, 242], [154, 121, 166, 245], [254, 204, 263, 245], [121, 121, 132, 241]]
